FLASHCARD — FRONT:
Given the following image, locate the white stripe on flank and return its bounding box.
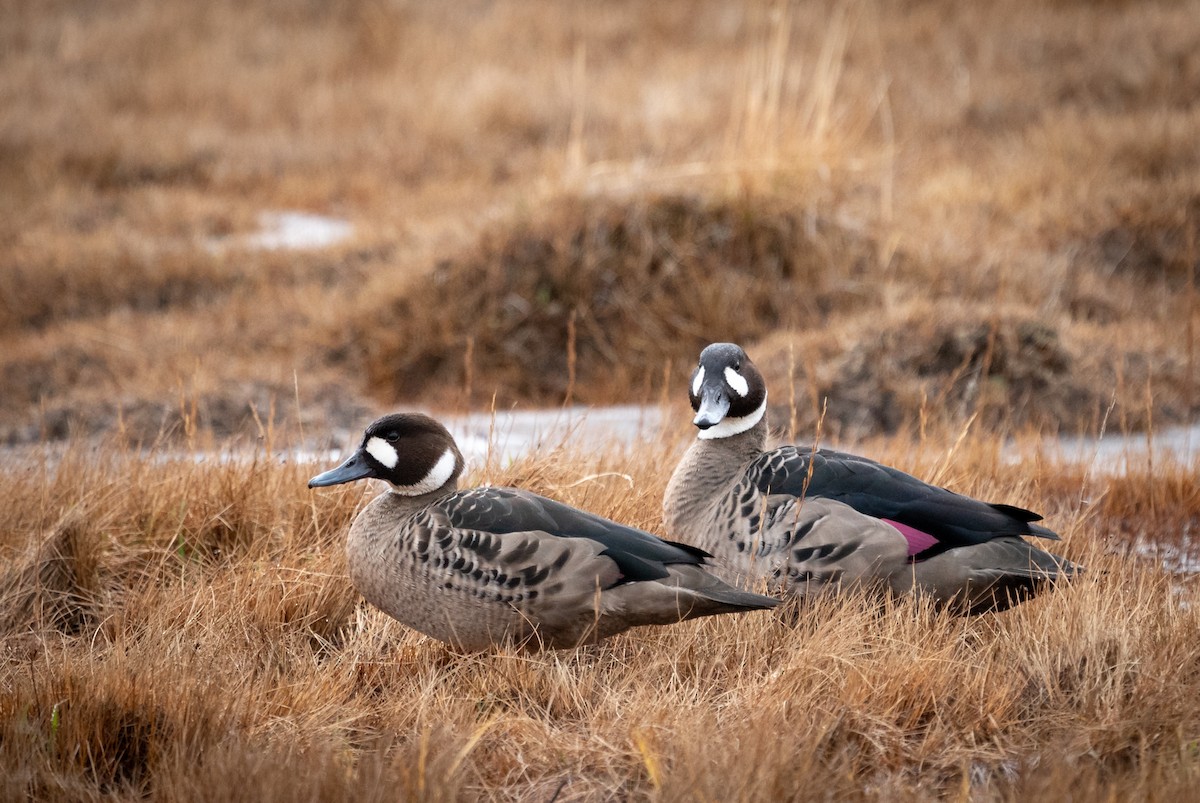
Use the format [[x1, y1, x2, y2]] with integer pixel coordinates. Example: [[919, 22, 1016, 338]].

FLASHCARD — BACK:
[[391, 447, 458, 496], [696, 395, 767, 440], [691, 366, 705, 398], [365, 436, 399, 468], [724, 366, 749, 397]]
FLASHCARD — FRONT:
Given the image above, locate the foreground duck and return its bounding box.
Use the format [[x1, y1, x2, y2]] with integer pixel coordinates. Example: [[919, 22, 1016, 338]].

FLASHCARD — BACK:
[[663, 343, 1079, 613], [309, 413, 778, 650]]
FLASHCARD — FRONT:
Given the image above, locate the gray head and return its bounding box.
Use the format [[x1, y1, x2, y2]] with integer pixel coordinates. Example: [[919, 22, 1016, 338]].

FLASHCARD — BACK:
[[308, 413, 465, 496], [687, 343, 768, 439]]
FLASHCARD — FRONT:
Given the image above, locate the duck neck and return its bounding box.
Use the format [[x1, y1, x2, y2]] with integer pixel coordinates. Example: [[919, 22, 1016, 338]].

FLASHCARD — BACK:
[[663, 417, 768, 541], [383, 478, 459, 512], [347, 479, 460, 569]]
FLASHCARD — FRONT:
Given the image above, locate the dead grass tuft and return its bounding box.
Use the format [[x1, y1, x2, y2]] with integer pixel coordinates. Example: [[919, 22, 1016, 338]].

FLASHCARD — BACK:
[[0, 510, 110, 639], [1085, 192, 1200, 286], [752, 302, 1197, 440], [348, 193, 885, 407]]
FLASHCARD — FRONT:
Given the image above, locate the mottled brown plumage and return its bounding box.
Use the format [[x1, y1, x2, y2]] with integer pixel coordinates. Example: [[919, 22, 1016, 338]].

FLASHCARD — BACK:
[[311, 413, 778, 650], [664, 343, 1079, 613]]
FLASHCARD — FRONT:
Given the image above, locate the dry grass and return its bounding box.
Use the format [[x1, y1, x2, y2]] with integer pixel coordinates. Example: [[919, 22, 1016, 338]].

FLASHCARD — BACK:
[[348, 194, 883, 407], [2, 430, 1199, 800], [2, 0, 1200, 797], [750, 301, 1197, 441], [2, 0, 1197, 443]]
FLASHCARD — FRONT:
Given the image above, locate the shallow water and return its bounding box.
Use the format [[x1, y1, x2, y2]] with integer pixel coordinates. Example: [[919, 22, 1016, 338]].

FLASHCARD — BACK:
[[443, 405, 666, 465], [1134, 533, 1200, 575], [1036, 423, 1200, 474], [206, 210, 354, 252], [274, 406, 667, 479], [300, 405, 1200, 476], [448, 408, 1200, 475]]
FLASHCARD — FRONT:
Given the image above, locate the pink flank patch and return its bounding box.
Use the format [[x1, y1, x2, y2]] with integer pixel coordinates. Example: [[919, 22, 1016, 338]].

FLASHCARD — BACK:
[[882, 519, 940, 557]]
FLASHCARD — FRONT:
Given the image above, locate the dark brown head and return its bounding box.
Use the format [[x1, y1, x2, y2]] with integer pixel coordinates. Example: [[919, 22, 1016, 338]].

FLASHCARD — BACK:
[[688, 343, 768, 439], [308, 413, 465, 496]]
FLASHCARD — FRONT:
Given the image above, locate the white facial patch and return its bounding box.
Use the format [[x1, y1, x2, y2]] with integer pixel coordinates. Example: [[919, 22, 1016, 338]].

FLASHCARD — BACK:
[[697, 394, 768, 440], [724, 366, 749, 397], [365, 436, 399, 469], [691, 365, 705, 398], [391, 447, 458, 496]]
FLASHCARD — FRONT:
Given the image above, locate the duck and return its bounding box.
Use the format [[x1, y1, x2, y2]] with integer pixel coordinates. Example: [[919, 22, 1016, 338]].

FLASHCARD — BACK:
[[663, 342, 1079, 614], [309, 412, 779, 650]]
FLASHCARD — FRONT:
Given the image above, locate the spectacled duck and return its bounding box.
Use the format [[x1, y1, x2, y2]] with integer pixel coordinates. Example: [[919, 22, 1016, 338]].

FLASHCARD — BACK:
[[310, 412, 778, 650], [663, 343, 1078, 613]]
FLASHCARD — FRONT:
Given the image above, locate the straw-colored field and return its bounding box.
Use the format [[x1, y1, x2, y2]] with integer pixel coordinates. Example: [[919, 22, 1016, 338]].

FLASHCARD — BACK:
[[2, 0, 1199, 799], [3, 434, 1199, 799]]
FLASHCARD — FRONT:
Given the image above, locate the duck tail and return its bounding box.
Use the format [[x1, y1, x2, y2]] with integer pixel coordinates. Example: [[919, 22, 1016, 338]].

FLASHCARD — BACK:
[[1025, 521, 1062, 541], [666, 565, 780, 614], [1029, 546, 1082, 580]]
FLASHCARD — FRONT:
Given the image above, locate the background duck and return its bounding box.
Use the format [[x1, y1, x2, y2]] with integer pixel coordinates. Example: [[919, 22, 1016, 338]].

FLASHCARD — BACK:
[[663, 343, 1080, 614], [310, 412, 778, 650]]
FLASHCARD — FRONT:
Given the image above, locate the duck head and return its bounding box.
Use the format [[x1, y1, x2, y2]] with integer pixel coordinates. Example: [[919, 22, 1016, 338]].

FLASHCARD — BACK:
[[309, 413, 465, 496], [688, 343, 768, 439]]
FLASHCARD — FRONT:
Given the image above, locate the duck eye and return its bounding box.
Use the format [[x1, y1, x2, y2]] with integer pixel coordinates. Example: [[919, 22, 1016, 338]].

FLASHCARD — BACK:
[[385, 432, 400, 443]]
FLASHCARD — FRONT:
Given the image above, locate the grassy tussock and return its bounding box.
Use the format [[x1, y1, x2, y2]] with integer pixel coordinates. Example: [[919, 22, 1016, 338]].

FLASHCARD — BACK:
[[750, 302, 1196, 440], [2, 432, 1199, 799], [349, 194, 881, 407]]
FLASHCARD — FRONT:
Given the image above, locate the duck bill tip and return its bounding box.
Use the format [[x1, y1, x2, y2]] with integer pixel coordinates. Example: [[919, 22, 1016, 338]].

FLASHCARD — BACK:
[[308, 451, 374, 488], [692, 393, 729, 429]]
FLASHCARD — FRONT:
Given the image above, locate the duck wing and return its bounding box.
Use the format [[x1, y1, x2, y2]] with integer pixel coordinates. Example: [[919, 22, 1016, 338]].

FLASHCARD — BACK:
[[748, 446, 1058, 559], [441, 487, 712, 584]]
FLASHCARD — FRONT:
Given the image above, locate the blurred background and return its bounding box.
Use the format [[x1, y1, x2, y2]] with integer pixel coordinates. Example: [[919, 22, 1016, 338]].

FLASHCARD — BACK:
[[2, 0, 1197, 448]]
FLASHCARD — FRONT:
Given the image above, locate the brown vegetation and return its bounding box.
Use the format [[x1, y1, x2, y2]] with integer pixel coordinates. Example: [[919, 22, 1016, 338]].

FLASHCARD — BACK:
[[3, 0, 1200, 798], [2, 0, 1197, 443], [348, 194, 883, 406], [2, 434, 1199, 799], [751, 302, 1195, 441]]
